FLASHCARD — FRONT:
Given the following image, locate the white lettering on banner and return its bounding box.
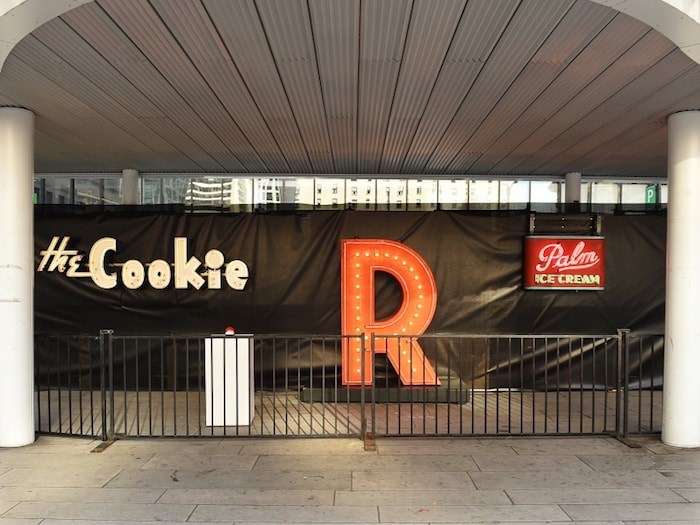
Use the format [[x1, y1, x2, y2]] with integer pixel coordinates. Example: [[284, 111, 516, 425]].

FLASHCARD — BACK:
[[535, 241, 600, 272], [37, 236, 249, 291]]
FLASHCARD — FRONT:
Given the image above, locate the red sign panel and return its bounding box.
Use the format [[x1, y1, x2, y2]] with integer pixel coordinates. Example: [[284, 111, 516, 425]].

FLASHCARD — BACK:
[[524, 236, 605, 290]]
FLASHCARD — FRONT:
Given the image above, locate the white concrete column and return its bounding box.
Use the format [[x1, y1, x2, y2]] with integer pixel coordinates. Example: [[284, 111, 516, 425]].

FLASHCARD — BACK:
[[0, 107, 35, 447], [564, 172, 582, 203], [663, 110, 700, 448], [121, 168, 140, 205]]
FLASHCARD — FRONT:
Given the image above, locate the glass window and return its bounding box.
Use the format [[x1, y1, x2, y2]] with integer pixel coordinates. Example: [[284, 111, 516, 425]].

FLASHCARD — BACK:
[[590, 182, 620, 204], [499, 180, 529, 209], [530, 180, 560, 203], [187, 178, 223, 208], [43, 177, 72, 204], [162, 178, 191, 204], [142, 178, 162, 204], [407, 179, 437, 210], [348, 179, 375, 210], [438, 180, 468, 210], [314, 178, 346, 208], [377, 179, 406, 210], [621, 183, 648, 204], [660, 184, 668, 204]]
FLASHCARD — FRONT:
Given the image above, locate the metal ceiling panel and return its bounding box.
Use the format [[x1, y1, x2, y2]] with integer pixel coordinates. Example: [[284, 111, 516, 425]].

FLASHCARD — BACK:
[[58, 3, 237, 171], [379, 0, 467, 173], [309, 0, 359, 173], [491, 30, 682, 173], [425, 0, 576, 173], [256, 0, 333, 172], [472, 21, 670, 173], [446, 1, 617, 173], [357, 0, 411, 173], [2, 0, 699, 177], [99, 0, 264, 171], [151, 0, 290, 172], [203, 0, 312, 173], [401, 0, 520, 172]]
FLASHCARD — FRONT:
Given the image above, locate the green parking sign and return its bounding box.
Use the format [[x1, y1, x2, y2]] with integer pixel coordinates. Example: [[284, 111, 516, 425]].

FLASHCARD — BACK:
[[645, 185, 657, 204]]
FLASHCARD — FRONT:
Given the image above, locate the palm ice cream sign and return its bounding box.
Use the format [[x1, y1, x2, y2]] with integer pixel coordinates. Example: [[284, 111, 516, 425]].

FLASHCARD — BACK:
[[523, 236, 605, 290]]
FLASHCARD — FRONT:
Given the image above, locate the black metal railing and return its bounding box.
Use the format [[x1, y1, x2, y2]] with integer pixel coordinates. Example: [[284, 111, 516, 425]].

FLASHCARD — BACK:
[[34, 331, 663, 441]]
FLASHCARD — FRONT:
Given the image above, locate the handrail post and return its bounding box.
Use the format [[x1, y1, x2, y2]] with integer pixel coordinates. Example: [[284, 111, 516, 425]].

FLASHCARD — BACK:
[[99, 329, 114, 440], [615, 329, 630, 439]]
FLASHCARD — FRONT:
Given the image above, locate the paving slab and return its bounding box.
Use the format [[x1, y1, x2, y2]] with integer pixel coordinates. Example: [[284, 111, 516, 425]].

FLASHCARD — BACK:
[[190, 504, 378, 523], [0, 466, 122, 488], [506, 487, 687, 504], [238, 439, 367, 456], [472, 453, 591, 471], [505, 436, 637, 455], [470, 468, 697, 489], [159, 488, 334, 505], [375, 439, 517, 456], [334, 489, 509, 506], [378, 504, 569, 523], [106, 468, 352, 490], [253, 454, 478, 472], [0, 519, 42, 525], [674, 487, 700, 501], [106, 439, 242, 456], [0, 502, 18, 514], [0, 453, 151, 470], [0, 487, 164, 504], [352, 471, 472, 491], [5, 501, 195, 521], [561, 502, 700, 521], [142, 454, 257, 470], [579, 453, 700, 471]]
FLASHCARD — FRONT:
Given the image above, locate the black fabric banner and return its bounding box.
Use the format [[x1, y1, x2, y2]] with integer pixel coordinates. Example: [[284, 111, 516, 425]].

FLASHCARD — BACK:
[[35, 209, 665, 336]]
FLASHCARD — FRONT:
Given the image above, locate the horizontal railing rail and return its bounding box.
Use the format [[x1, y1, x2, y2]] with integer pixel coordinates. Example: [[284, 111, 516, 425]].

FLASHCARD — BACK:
[[34, 331, 663, 440]]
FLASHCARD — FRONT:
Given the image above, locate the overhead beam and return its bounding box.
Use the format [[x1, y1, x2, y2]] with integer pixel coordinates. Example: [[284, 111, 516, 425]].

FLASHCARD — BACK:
[[590, 0, 700, 65], [0, 0, 91, 73]]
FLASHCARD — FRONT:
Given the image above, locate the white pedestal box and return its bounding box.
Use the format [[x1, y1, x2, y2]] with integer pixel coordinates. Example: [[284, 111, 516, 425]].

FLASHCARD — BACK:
[[204, 335, 254, 426]]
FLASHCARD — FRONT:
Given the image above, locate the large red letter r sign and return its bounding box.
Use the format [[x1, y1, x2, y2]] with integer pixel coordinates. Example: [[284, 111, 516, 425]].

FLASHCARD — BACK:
[[341, 239, 439, 386]]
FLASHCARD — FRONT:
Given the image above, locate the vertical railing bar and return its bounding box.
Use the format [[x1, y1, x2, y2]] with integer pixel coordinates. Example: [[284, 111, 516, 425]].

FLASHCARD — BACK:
[[135, 339, 140, 437], [99, 331, 107, 440], [495, 337, 501, 435], [296, 337, 301, 436], [637, 337, 642, 433], [649, 337, 655, 433], [90, 336, 95, 438], [555, 337, 561, 434], [484, 337, 489, 435], [185, 338, 190, 437], [543, 337, 548, 435], [471, 340, 476, 434], [160, 338, 165, 437], [615, 331, 623, 438], [371, 334, 376, 439], [147, 338, 152, 437], [623, 330, 630, 439], [77, 338, 84, 435], [531, 337, 536, 435], [507, 337, 512, 435], [223, 335, 228, 438], [591, 337, 596, 433], [108, 332, 114, 440], [603, 335, 610, 434], [567, 336, 573, 434], [173, 337, 178, 437], [308, 336, 314, 436], [360, 335, 366, 440], [197, 338, 202, 437], [121, 339, 127, 436], [579, 338, 584, 435], [519, 338, 524, 434], [67, 339, 72, 434], [283, 338, 290, 437], [321, 337, 327, 435], [57, 337, 63, 434]]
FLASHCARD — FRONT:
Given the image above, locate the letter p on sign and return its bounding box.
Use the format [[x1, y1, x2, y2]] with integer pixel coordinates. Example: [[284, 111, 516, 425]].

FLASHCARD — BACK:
[[341, 240, 439, 386]]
